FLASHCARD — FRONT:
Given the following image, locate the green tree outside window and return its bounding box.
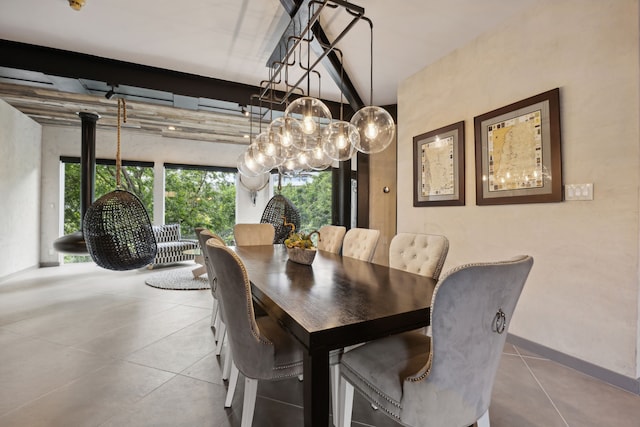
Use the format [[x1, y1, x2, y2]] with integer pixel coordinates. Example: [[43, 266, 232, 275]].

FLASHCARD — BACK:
[[165, 169, 236, 244]]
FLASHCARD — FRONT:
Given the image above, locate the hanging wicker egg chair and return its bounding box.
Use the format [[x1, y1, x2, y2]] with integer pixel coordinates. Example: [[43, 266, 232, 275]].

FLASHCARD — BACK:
[[261, 193, 300, 244], [84, 189, 157, 270], [83, 99, 157, 270]]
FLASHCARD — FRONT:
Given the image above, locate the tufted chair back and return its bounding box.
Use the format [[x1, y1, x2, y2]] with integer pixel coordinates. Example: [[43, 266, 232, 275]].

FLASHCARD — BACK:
[[233, 223, 275, 246], [389, 233, 449, 280], [317, 225, 347, 254], [342, 228, 380, 262]]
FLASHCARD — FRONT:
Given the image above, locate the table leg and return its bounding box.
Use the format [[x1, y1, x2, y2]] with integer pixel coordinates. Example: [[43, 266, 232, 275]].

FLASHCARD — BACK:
[[192, 264, 207, 278], [303, 347, 330, 427], [192, 255, 206, 278]]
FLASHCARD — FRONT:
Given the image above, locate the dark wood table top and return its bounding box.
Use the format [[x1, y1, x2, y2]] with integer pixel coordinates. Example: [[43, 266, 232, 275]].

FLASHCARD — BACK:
[[232, 244, 436, 350]]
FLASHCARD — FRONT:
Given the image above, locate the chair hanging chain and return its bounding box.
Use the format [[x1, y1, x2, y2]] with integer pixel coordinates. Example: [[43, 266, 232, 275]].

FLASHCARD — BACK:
[[116, 98, 127, 188]]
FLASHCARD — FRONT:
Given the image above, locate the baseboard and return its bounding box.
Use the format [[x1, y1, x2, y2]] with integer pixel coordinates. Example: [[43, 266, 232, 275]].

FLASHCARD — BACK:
[[507, 334, 640, 395], [39, 262, 60, 268], [0, 264, 41, 284]]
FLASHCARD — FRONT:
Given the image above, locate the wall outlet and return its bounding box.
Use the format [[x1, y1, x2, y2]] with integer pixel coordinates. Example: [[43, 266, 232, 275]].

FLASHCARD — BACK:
[[565, 183, 593, 201]]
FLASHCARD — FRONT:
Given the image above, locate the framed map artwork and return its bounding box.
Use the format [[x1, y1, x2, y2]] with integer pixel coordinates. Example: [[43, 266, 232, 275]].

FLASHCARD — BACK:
[[474, 88, 562, 205], [413, 121, 465, 207]]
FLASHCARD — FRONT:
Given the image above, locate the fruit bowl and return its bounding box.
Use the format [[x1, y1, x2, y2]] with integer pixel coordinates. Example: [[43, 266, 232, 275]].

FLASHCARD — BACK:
[[284, 230, 320, 265], [286, 246, 317, 265]]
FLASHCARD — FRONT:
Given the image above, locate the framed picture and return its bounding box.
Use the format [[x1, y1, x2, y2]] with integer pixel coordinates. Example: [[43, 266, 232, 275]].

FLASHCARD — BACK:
[[413, 121, 465, 207], [474, 88, 562, 205]]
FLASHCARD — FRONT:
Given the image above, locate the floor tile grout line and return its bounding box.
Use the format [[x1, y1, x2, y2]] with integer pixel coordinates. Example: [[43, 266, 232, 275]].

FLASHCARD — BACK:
[[0, 359, 116, 419], [514, 346, 571, 427]]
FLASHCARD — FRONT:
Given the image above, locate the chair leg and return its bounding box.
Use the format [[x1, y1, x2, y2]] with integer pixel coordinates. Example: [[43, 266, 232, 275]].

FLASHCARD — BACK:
[[241, 378, 258, 427], [215, 323, 226, 356], [224, 363, 239, 408], [338, 376, 354, 427], [330, 364, 339, 426], [477, 409, 490, 427], [210, 299, 218, 332], [222, 345, 233, 380]]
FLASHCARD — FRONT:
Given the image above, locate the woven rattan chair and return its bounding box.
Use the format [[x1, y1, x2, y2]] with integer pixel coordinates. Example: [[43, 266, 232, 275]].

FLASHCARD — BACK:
[[260, 194, 300, 243], [84, 189, 157, 270]]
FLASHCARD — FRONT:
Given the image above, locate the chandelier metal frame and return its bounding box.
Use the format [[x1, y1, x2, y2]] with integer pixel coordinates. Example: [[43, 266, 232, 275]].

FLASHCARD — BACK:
[[237, 0, 395, 183]]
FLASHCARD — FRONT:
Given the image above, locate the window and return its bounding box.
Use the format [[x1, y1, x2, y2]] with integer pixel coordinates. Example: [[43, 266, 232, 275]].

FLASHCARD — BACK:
[[164, 164, 236, 243]]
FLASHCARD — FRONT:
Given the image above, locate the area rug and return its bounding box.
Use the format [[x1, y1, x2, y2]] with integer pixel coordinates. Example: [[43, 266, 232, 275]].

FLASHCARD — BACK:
[[144, 267, 210, 290]]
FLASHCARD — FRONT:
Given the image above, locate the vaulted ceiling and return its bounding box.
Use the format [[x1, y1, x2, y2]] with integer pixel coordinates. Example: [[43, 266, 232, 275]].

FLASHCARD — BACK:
[[0, 0, 541, 144]]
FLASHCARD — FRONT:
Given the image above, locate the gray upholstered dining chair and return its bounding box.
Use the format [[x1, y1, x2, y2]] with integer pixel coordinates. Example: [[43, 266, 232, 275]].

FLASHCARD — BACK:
[[337, 255, 534, 427], [205, 239, 304, 427], [317, 225, 347, 254], [326, 227, 379, 424], [196, 229, 237, 400], [196, 229, 226, 347], [389, 232, 449, 280], [233, 223, 275, 246], [341, 227, 380, 262], [342, 232, 448, 416]]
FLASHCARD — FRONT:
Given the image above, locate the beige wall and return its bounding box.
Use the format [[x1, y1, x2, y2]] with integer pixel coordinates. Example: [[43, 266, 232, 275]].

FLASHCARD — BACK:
[[397, 0, 640, 378], [369, 138, 397, 266], [0, 99, 42, 278]]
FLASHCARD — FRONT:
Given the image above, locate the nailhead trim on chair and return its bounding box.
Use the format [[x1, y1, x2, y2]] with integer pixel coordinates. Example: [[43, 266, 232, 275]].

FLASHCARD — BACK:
[[341, 363, 402, 419]]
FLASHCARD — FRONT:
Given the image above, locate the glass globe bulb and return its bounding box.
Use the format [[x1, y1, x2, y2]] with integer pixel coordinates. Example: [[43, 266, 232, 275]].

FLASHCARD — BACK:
[[268, 116, 303, 149], [279, 155, 304, 177], [237, 148, 266, 178], [337, 133, 347, 149], [364, 122, 379, 139], [285, 96, 332, 151], [304, 146, 332, 171], [350, 105, 396, 154], [324, 121, 358, 162], [302, 115, 317, 135], [253, 131, 284, 169]]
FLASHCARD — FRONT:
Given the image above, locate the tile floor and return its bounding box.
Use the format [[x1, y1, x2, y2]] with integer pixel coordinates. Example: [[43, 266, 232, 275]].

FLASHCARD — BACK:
[[1, 262, 639, 427]]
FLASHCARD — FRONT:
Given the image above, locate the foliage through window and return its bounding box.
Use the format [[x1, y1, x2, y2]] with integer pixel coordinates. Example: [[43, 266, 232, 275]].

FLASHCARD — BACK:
[[164, 167, 236, 244], [275, 171, 332, 234]]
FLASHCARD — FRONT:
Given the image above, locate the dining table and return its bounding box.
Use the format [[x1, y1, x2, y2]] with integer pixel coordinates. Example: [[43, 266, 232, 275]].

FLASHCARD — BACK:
[[231, 244, 437, 427]]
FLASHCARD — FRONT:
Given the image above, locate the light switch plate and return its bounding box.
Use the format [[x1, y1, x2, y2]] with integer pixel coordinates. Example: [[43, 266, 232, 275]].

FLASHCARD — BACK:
[[565, 183, 593, 200]]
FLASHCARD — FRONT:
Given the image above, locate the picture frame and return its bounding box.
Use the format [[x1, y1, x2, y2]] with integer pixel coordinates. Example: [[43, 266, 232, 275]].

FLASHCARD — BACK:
[[413, 121, 465, 207], [474, 88, 562, 205]]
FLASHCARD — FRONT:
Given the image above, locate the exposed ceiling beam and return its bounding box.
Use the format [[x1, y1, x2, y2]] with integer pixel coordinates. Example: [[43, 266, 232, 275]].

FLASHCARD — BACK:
[[0, 39, 259, 106], [273, 0, 364, 112], [0, 38, 351, 119]]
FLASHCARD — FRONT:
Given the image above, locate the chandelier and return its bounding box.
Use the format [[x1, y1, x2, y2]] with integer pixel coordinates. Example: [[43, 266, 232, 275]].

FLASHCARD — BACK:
[[237, 0, 395, 180]]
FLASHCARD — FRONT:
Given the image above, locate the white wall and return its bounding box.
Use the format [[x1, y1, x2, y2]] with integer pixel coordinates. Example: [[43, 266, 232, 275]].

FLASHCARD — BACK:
[[397, 0, 640, 379], [0, 99, 42, 278], [39, 125, 252, 265]]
